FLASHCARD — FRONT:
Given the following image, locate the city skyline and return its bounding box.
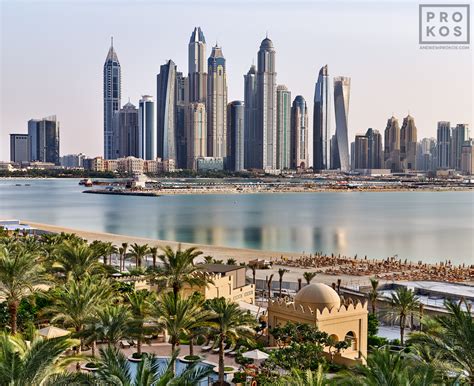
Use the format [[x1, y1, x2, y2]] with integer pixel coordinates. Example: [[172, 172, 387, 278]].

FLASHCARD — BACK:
[[0, 1, 472, 160]]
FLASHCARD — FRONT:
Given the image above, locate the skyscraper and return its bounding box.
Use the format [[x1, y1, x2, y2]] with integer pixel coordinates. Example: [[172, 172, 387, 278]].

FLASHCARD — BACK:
[[437, 121, 451, 169], [400, 114, 417, 170], [460, 139, 474, 175], [118, 102, 139, 158], [186, 102, 207, 169], [138, 96, 156, 160], [257, 36, 277, 170], [354, 134, 369, 169], [244, 64, 258, 169], [27, 116, 60, 165], [10, 134, 30, 163], [103, 38, 121, 159], [330, 134, 340, 169], [207, 45, 228, 158], [313, 65, 332, 170], [226, 101, 245, 172], [188, 27, 207, 103], [291, 95, 309, 170], [450, 123, 469, 170], [365, 128, 382, 169], [156, 60, 177, 162], [333, 76, 351, 171], [276, 85, 291, 170], [384, 116, 401, 172], [176, 72, 188, 169]]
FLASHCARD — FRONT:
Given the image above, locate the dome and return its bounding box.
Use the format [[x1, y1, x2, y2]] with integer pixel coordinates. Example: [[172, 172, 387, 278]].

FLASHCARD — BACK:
[[294, 283, 340, 311], [260, 37, 274, 50]]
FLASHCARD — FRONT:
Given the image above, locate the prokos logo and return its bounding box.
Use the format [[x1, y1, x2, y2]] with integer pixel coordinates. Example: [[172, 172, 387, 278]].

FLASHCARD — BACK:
[[419, 4, 470, 44]]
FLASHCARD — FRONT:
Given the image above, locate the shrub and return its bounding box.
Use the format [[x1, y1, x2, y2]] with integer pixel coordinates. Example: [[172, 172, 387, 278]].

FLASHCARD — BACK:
[[183, 355, 201, 361], [131, 352, 143, 359]]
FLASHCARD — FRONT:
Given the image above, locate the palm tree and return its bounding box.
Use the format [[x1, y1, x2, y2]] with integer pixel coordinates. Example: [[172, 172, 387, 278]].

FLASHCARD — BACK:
[[206, 297, 256, 386], [248, 264, 257, 285], [155, 245, 209, 298], [277, 365, 327, 386], [83, 304, 132, 356], [129, 243, 149, 269], [119, 242, 129, 272], [368, 278, 379, 315], [53, 241, 103, 282], [303, 271, 317, 285], [226, 258, 237, 265], [387, 286, 420, 345], [0, 332, 89, 385], [126, 290, 155, 356], [408, 300, 474, 382], [278, 268, 289, 297], [154, 292, 212, 358], [95, 345, 212, 386], [0, 245, 47, 334], [149, 246, 158, 269], [45, 275, 113, 361]]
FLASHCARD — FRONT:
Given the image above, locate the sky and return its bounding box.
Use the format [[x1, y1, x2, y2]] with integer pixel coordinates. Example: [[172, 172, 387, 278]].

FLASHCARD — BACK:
[[0, 0, 472, 161]]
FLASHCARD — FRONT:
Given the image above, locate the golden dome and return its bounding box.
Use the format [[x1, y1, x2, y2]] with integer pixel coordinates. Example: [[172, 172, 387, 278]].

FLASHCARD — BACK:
[[294, 283, 341, 311]]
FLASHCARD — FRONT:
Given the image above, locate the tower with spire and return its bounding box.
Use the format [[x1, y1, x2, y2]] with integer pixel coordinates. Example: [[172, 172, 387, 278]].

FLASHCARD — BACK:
[[244, 64, 258, 169], [188, 27, 207, 104], [207, 44, 227, 158], [103, 37, 121, 159]]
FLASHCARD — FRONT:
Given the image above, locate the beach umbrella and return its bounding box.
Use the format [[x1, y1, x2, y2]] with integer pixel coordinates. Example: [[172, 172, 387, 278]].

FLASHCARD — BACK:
[[38, 326, 71, 339], [242, 349, 269, 361]]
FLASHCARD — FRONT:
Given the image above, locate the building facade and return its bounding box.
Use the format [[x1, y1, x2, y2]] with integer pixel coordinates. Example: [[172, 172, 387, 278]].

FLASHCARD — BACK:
[[186, 102, 207, 169], [207, 45, 228, 158], [400, 115, 417, 170], [437, 121, 451, 169], [244, 64, 258, 169], [226, 101, 245, 172], [60, 153, 85, 168], [450, 124, 469, 170], [384, 116, 401, 172], [103, 38, 121, 159], [460, 139, 474, 175], [333, 77, 351, 171], [291, 95, 309, 170], [313, 65, 332, 171], [188, 27, 207, 104], [138, 96, 156, 161], [354, 135, 369, 169], [156, 60, 177, 162], [176, 71, 188, 169], [257, 37, 277, 170], [28, 116, 60, 165], [10, 134, 30, 163], [365, 128, 382, 169], [118, 102, 139, 158], [276, 85, 291, 170]]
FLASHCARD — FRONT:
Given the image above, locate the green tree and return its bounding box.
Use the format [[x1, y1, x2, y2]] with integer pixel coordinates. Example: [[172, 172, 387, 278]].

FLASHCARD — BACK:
[[126, 290, 155, 356], [276, 365, 327, 386], [303, 271, 317, 285], [53, 241, 103, 282], [206, 297, 256, 385], [0, 245, 47, 334], [149, 246, 158, 269], [278, 268, 289, 297], [387, 286, 420, 345], [129, 243, 150, 269]]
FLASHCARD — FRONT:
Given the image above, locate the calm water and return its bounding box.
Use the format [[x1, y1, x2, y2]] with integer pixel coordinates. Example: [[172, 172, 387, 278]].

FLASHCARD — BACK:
[[1, 178, 473, 265]]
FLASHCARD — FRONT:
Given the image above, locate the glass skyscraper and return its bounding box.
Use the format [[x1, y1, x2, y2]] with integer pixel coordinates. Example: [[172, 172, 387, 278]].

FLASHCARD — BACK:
[[291, 95, 309, 169], [139, 96, 156, 160], [103, 38, 121, 160], [27, 116, 60, 165], [244, 64, 258, 169], [276, 85, 291, 170], [188, 27, 207, 104], [227, 101, 245, 172], [313, 65, 332, 170], [333, 76, 351, 171]]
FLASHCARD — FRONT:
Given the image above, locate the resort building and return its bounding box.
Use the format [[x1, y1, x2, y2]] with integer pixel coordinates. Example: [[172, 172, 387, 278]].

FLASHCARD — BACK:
[[267, 283, 367, 365], [182, 264, 255, 304]]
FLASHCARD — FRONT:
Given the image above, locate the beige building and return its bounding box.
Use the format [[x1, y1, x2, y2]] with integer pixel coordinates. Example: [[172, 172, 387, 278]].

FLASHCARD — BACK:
[[182, 264, 255, 304], [186, 102, 207, 170], [267, 283, 367, 365]]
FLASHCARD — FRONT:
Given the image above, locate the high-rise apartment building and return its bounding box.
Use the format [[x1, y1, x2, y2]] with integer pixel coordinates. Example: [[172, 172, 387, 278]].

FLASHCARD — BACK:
[[450, 123, 469, 170], [313, 65, 332, 170], [290, 95, 309, 170], [156, 60, 177, 162], [186, 102, 207, 169], [244, 65, 258, 169], [460, 139, 474, 175], [257, 37, 277, 170], [384, 116, 401, 172], [188, 27, 207, 103], [28, 116, 60, 165], [176, 71, 188, 169], [417, 137, 437, 172], [400, 115, 417, 170], [366, 128, 383, 169], [207, 45, 227, 158], [333, 76, 351, 171], [138, 96, 156, 160], [60, 153, 85, 168], [10, 134, 30, 163], [103, 38, 121, 159], [276, 85, 291, 170], [437, 121, 451, 169], [354, 135, 369, 169], [226, 101, 245, 172], [118, 102, 139, 158]]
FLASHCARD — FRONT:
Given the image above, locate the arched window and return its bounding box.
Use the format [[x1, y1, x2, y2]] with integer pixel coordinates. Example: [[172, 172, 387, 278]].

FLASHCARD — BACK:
[[345, 331, 357, 350]]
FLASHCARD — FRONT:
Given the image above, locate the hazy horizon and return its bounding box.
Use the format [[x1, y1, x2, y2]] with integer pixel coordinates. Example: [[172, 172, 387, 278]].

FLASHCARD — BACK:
[[1, 0, 472, 161]]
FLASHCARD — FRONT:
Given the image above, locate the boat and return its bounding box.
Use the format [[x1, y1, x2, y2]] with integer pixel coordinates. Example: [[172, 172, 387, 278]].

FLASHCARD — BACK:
[[79, 178, 93, 187]]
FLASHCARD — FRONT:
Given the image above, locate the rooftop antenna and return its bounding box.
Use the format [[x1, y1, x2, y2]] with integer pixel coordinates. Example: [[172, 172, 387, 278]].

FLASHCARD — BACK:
[[111, 36, 113, 48], [266, 30, 268, 38]]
